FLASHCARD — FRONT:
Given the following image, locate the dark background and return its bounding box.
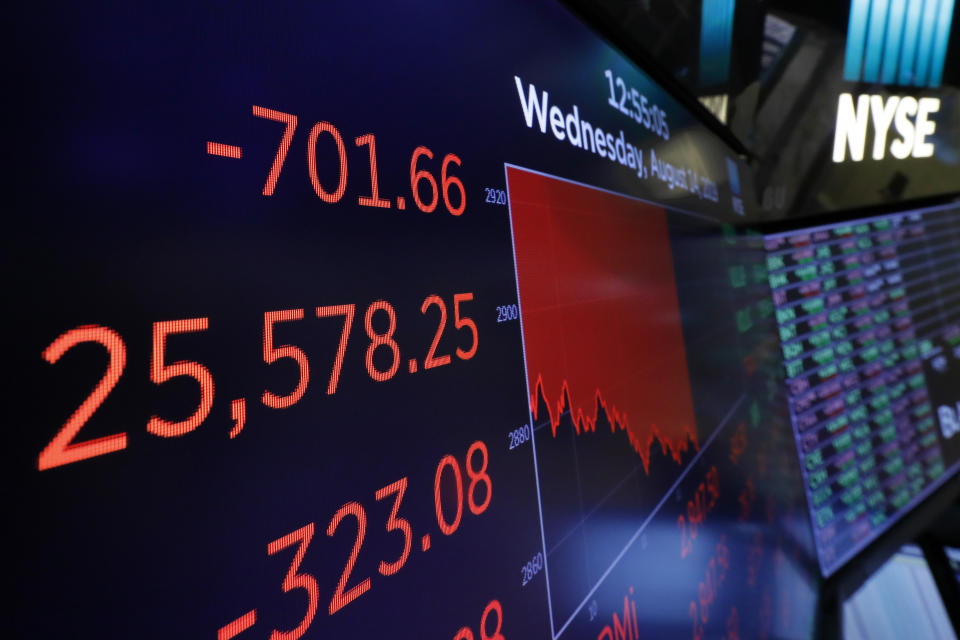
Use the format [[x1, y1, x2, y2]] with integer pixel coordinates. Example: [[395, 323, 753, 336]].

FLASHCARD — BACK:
[[10, 1, 822, 637]]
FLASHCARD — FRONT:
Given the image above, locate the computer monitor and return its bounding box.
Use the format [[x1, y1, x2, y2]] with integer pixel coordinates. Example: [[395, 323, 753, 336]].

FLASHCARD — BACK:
[[765, 203, 960, 577]]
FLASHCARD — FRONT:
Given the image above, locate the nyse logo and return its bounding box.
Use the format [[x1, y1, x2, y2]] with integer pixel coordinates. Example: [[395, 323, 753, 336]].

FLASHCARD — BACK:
[[832, 93, 940, 162], [844, 0, 955, 88], [834, 0, 952, 162]]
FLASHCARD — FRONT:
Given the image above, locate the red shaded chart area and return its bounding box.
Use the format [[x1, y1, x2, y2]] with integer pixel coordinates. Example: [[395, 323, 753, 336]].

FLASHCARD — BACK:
[[507, 166, 698, 468]]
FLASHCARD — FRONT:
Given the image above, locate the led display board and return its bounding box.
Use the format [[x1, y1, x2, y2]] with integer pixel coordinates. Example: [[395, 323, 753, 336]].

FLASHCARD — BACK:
[[10, 1, 829, 638], [765, 203, 960, 575]]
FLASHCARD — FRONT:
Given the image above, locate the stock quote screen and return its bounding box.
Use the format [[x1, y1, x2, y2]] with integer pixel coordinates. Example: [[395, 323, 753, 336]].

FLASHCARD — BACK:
[[11, 1, 825, 638], [765, 204, 960, 576]]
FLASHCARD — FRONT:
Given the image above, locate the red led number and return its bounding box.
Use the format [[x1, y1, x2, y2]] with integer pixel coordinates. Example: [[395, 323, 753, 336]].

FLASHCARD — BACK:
[[308, 121, 347, 203], [679, 465, 720, 558], [39, 325, 128, 470], [262, 309, 310, 409], [410, 147, 466, 215], [316, 304, 355, 394], [410, 146, 439, 213], [374, 478, 412, 576], [248, 105, 467, 214], [690, 601, 704, 640], [364, 301, 400, 382], [147, 318, 214, 437], [327, 502, 372, 615], [455, 600, 504, 640], [42, 294, 476, 471], [356, 134, 390, 208], [441, 153, 466, 216], [253, 106, 297, 196], [480, 600, 505, 640], [434, 454, 464, 536], [453, 293, 478, 360], [421, 295, 452, 369], [421, 292, 477, 369], [268, 524, 319, 640], [323, 443, 490, 618], [466, 441, 492, 515], [434, 440, 492, 535]]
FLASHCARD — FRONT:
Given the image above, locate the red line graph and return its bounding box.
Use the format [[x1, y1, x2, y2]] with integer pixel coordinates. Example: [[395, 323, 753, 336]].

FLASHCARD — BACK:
[[507, 167, 698, 472], [531, 375, 697, 473]]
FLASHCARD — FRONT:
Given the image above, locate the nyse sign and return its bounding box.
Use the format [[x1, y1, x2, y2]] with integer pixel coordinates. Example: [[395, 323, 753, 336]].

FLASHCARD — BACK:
[[832, 93, 941, 162]]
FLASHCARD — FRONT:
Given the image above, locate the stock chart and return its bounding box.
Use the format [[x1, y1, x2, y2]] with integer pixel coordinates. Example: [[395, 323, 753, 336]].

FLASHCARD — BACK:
[[6, 0, 858, 638], [507, 167, 701, 632]]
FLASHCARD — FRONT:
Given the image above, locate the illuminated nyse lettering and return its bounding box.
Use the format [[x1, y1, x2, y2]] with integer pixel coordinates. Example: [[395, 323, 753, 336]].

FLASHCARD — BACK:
[[832, 93, 940, 162]]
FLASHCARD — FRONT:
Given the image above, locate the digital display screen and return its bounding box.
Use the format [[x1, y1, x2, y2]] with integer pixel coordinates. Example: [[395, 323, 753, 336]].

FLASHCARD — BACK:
[[765, 204, 960, 576], [843, 545, 957, 640], [11, 1, 825, 638]]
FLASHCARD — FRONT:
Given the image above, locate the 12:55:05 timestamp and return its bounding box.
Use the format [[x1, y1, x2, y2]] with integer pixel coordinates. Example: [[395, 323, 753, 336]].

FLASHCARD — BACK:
[[604, 70, 669, 140]]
